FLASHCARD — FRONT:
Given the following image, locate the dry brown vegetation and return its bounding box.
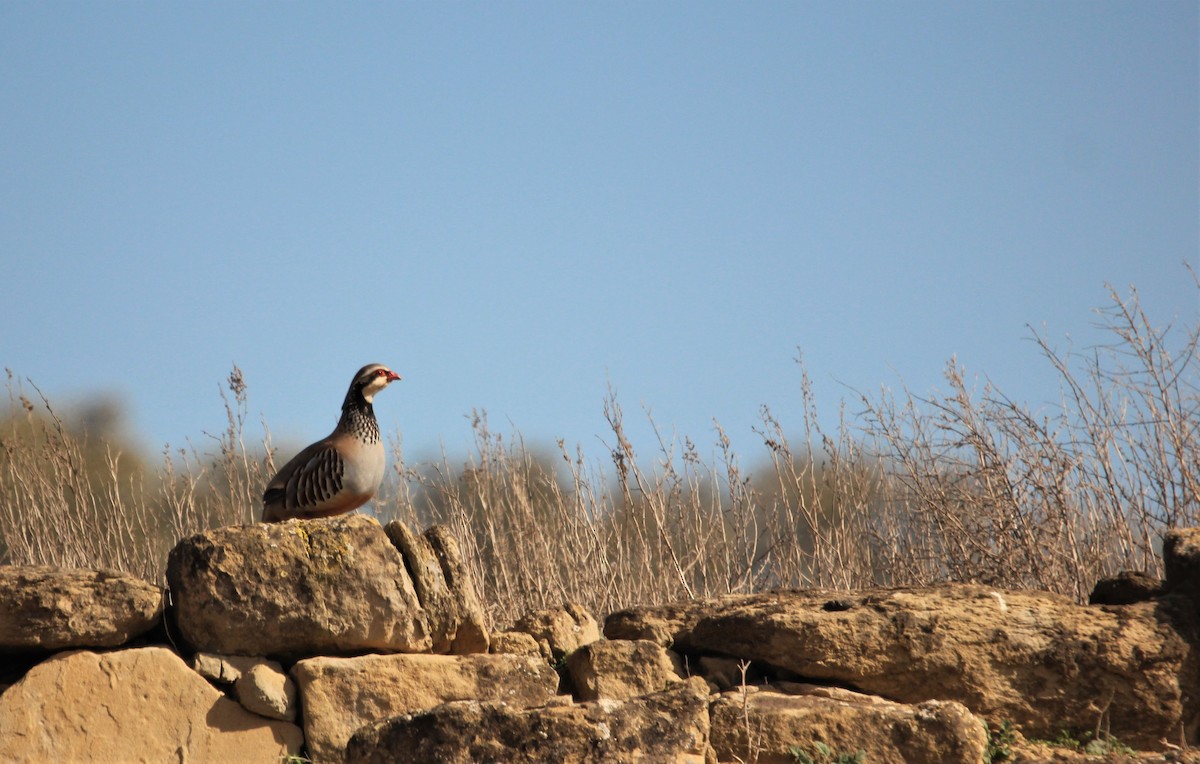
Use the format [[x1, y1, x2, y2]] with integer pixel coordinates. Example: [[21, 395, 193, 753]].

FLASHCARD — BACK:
[[2, 282, 1196, 626]]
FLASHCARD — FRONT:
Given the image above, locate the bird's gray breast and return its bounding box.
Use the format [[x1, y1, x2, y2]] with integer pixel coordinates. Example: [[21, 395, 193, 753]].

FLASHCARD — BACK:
[[340, 437, 386, 496]]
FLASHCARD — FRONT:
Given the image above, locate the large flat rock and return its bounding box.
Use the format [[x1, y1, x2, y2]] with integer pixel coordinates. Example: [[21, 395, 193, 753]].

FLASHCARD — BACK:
[[291, 652, 560, 763], [166, 515, 432, 657], [0, 646, 302, 763], [345, 676, 712, 764], [606, 585, 1199, 748], [709, 684, 987, 764], [0, 566, 162, 652]]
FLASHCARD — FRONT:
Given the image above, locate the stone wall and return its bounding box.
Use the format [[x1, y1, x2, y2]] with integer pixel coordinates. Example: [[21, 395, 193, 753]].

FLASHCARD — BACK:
[[2, 516, 1199, 763]]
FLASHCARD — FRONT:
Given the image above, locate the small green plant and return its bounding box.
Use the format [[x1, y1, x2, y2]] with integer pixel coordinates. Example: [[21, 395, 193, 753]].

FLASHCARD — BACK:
[[1051, 729, 1081, 749], [787, 741, 865, 764], [985, 720, 1017, 762], [1083, 735, 1134, 756], [1029, 728, 1083, 751], [1033, 728, 1133, 756], [551, 652, 569, 671]]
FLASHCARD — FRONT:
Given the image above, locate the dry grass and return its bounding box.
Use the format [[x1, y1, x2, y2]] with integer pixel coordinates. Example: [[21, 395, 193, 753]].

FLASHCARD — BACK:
[[2, 282, 1196, 625], [0, 366, 270, 583], [389, 280, 1199, 622]]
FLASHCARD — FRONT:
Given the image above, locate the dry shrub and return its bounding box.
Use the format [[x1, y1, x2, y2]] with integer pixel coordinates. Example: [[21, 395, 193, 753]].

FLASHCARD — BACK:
[[855, 282, 1198, 600], [1, 282, 1195, 623], [0, 366, 270, 583], [381, 281, 1198, 623]]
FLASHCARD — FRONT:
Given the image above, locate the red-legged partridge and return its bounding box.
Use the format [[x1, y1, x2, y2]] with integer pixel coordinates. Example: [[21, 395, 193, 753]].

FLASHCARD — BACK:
[[261, 363, 401, 523]]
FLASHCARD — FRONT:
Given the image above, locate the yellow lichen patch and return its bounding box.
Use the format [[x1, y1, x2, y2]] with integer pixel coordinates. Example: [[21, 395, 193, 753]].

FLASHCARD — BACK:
[[291, 522, 353, 575]]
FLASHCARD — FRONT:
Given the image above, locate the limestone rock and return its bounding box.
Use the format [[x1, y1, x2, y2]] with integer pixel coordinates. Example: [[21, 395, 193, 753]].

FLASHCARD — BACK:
[[191, 653, 297, 721], [383, 521, 489, 654], [291, 652, 559, 763], [236, 661, 297, 722], [696, 655, 763, 692], [1165, 528, 1200, 606], [1089, 570, 1164, 605], [383, 520, 459, 652], [192, 652, 264, 684], [566, 638, 684, 701], [513, 603, 600, 659], [489, 630, 545, 657], [604, 598, 707, 647], [345, 675, 713, 764], [709, 684, 988, 764], [424, 525, 490, 653], [0, 646, 302, 763], [605, 586, 1199, 748], [0, 566, 162, 652], [166, 515, 431, 657]]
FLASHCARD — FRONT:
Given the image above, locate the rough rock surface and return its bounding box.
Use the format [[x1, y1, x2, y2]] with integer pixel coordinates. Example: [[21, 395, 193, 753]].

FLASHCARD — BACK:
[[566, 638, 684, 701], [345, 676, 712, 764], [291, 652, 560, 763], [605, 585, 1199, 748], [192, 651, 264, 684], [696, 655, 764, 692], [384, 521, 489, 654], [236, 660, 297, 722], [0, 646, 302, 763], [709, 684, 988, 764], [512, 602, 600, 659], [383, 521, 460, 653], [167, 515, 431, 657], [190, 653, 297, 720], [424, 524, 490, 653], [489, 630, 545, 657], [0, 566, 162, 651], [1089, 570, 1165, 605], [1166, 528, 1200, 605]]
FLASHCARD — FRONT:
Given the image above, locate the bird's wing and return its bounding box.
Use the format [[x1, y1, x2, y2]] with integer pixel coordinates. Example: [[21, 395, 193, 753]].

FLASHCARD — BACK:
[[262, 439, 346, 517]]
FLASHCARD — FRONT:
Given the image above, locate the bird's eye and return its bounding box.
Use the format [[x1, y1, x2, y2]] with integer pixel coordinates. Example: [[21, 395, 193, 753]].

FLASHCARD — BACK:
[[376, 369, 387, 376]]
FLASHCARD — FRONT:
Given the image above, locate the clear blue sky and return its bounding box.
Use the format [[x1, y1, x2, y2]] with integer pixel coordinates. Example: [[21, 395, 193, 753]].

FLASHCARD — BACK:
[[2, 2, 1197, 465]]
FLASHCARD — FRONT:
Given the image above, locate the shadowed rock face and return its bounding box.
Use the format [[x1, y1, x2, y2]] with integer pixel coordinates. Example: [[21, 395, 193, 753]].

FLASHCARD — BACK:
[[291, 652, 560, 763], [606, 585, 1200, 749], [1166, 528, 1200, 608], [0, 566, 162, 651], [344, 676, 713, 764], [1089, 570, 1164, 605]]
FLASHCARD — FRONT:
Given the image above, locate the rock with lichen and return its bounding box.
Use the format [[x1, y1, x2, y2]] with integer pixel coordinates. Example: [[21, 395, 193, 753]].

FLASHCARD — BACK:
[[166, 515, 432, 658]]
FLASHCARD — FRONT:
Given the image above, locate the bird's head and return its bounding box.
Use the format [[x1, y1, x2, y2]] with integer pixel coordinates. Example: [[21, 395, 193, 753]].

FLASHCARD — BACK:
[[353, 363, 402, 403]]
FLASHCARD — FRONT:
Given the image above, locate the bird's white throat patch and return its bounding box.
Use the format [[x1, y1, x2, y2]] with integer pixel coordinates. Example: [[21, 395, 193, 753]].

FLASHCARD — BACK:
[[361, 376, 391, 403]]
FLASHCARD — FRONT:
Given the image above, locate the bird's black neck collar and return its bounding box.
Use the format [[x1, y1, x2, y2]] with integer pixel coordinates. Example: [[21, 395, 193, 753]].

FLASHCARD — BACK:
[[340, 383, 381, 443], [342, 384, 375, 419]]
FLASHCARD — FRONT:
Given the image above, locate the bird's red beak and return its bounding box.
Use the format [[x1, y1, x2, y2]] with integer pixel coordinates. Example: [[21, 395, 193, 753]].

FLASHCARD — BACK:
[[387, 370, 402, 382]]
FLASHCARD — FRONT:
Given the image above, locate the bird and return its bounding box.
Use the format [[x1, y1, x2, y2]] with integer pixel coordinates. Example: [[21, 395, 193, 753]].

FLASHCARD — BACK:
[[261, 363, 402, 523]]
